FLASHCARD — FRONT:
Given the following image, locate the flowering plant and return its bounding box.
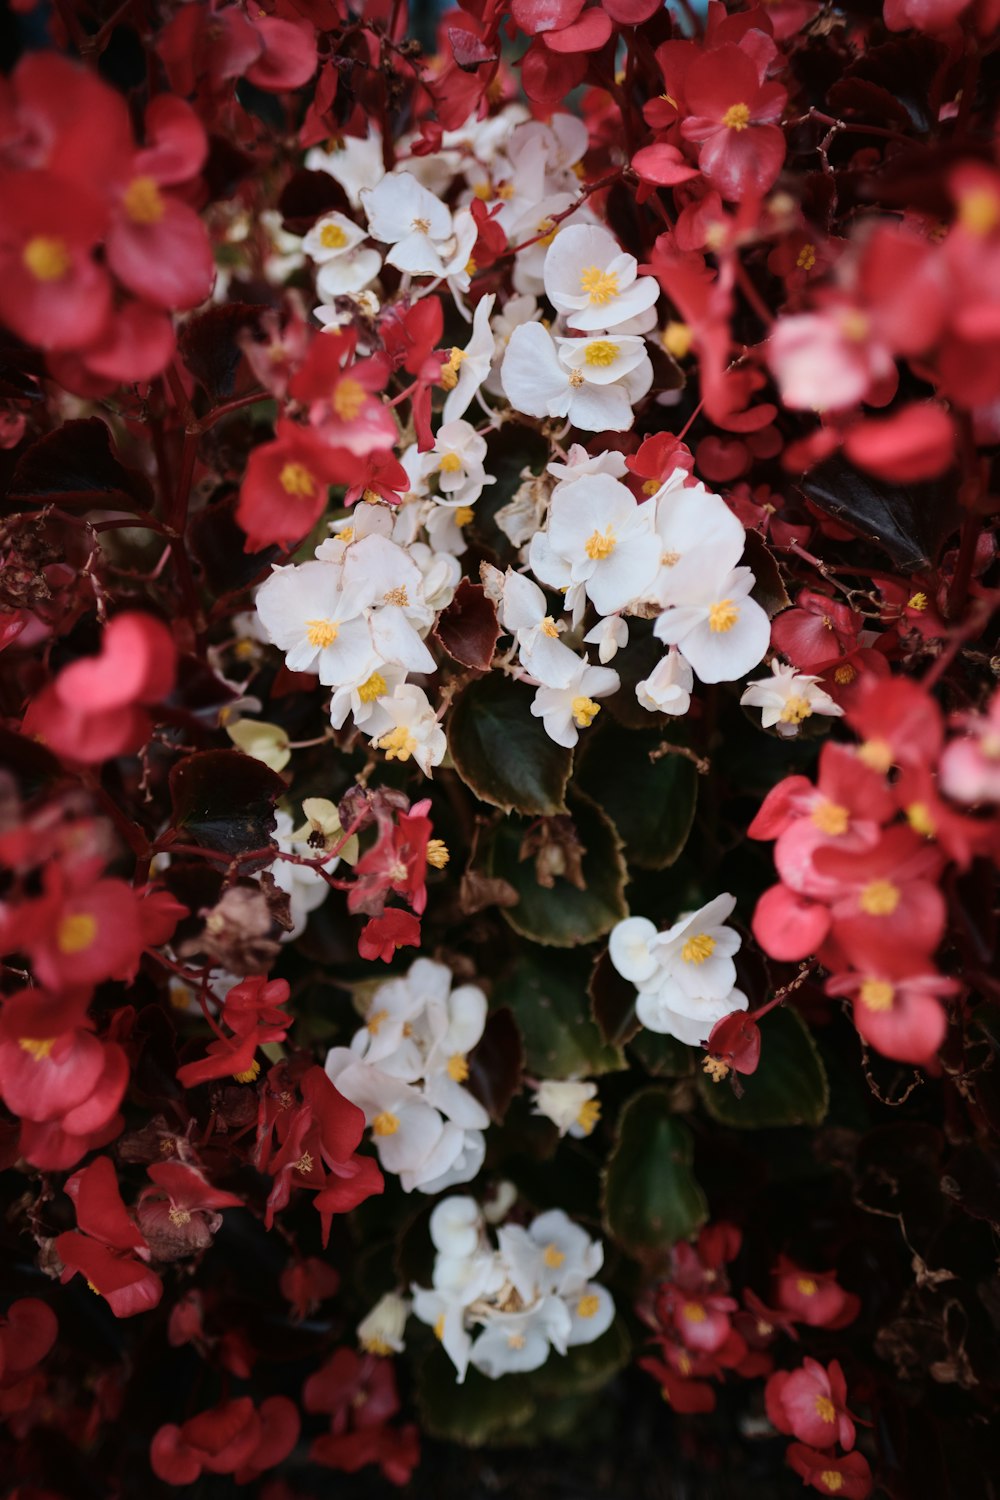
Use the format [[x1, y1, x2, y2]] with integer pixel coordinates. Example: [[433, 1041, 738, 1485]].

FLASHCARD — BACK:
[[1, 0, 999, 1494]]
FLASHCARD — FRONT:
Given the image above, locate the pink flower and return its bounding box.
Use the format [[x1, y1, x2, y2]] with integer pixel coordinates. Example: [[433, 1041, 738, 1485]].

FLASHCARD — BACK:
[[679, 45, 787, 203], [766, 1357, 856, 1449]]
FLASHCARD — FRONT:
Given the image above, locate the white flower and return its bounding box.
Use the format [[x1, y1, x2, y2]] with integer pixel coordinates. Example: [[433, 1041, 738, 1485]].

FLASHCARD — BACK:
[[357, 1292, 410, 1356], [501, 322, 652, 432], [329, 661, 408, 739], [650, 469, 748, 606], [636, 647, 693, 716], [421, 419, 494, 507], [650, 893, 742, 1004], [547, 444, 629, 489], [302, 211, 368, 263], [636, 983, 749, 1047], [741, 660, 844, 736], [529, 641, 620, 749], [469, 1299, 571, 1378], [254, 560, 379, 687], [341, 534, 436, 671], [441, 293, 496, 424], [430, 1195, 483, 1259], [371, 684, 446, 776], [653, 565, 771, 684], [315, 247, 383, 300], [500, 569, 566, 680], [529, 472, 659, 617], [412, 1287, 474, 1382], [532, 1079, 601, 1138], [609, 915, 661, 985], [484, 292, 541, 395], [543, 223, 659, 333], [419, 1128, 486, 1196], [584, 614, 628, 664], [272, 808, 331, 941], [306, 127, 385, 208], [362, 171, 467, 278], [324, 1051, 470, 1193]]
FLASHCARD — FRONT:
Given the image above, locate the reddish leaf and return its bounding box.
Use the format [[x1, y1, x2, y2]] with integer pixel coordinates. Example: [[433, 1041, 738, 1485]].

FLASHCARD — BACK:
[[8, 417, 153, 512], [433, 578, 500, 672]]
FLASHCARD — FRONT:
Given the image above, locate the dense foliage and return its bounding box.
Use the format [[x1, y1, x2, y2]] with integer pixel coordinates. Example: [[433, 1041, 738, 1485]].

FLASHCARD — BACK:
[[1, 0, 999, 1496]]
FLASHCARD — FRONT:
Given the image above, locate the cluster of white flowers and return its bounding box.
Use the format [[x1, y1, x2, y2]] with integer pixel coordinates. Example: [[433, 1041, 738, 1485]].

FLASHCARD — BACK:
[[609, 894, 749, 1046], [324, 958, 489, 1194], [254, 503, 457, 774], [412, 1196, 614, 1381]]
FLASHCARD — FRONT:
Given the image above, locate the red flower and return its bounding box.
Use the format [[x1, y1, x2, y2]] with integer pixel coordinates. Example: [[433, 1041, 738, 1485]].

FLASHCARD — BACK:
[[280, 1257, 340, 1322], [825, 964, 955, 1064], [786, 1445, 873, 1499], [766, 1357, 856, 1450], [176, 976, 291, 1088], [0, 174, 111, 352], [679, 46, 787, 203], [105, 97, 214, 312], [289, 332, 397, 457], [236, 419, 355, 552], [773, 1259, 860, 1329], [814, 825, 946, 972], [357, 909, 422, 963], [305, 1348, 420, 1486], [0, 1300, 57, 1387], [637, 1353, 717, 1413], [150, 1396, 300, 1485], [55, 1156, 162, 1318], [136, 1162, 243, 1260]]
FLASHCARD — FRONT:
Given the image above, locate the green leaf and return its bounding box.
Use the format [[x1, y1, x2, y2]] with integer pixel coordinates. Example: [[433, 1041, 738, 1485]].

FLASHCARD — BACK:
[[416, 1349, 537, 1446], [576, 723, 698, 869], [602, 1089, 707, 1260], [488, 796, 628, 948], [697, 1006, 829, 1129], [448, 673, 571, 816], [495, 949, 624, 1077], [629, 1028, 695, 1078]]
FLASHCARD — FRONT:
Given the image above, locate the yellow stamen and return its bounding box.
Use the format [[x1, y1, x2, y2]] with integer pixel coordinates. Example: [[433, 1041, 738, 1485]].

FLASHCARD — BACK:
[[796, 243, 817, 271], [439, 451, 463, 473], [811, 801, 849, 836], [332, 377, 365, 421], [859, 979, 894, 1012], [857, 737, 892, 773], [703, 1056, 730, 1083], [834, 664, 856, 685], [682, 933, 715, 964], [319, 222, 348, 249], [168, 1206, 192, 1226], [797, 1277, 818, 1296], [440, 347, 465, 391], [583, 339, 620, 367], [859, 879, 900, 916], [540, 616, 559, 637], [306, 618, 338, 648], [579, 265, 619, 305], [358, 671, 387, 703], [377, 725, 417, 761], [383, 585, 409, 607], [585, 526, 616, 560], [372, 1110, 399, 1136], [295, 1152, 314, 1174], [447, 1053, 469, 1082], [434, 1313, 446, 1340], [907, 591, 928, 611], [426, 839, 450, 869], [123, 175, 165, 225], [571, 695, 601, 729], [367, 1009, 388, 1034], [722, 102, 751, 130], [708, 599, 739, 633], [454, 506, 475, 527], [577, 1294, 601, 1319], [18, 1037, 56, 1060], [779, 694, 813, 725], [907, 802, 936, 837], [662, 321, 693, 359], [576, 1098, 601, 1134], [57, 912, 97, 954], [958, 188, 1000, 237], [279, 461, 316, 498], [233, 1058, 261, 1083], [536, 217, 558, 247], [683, 1301, 706, 1322], [23, 235, 71, 282], [821, 1474, 844, 1494], [815, 1394, 836, 1423], [543, 1243, 566, 1268]]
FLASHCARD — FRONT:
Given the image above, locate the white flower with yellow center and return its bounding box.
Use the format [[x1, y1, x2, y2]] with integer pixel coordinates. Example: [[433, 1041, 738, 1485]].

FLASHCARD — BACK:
[[648, 893, 742, 1004], [528, 640, 620, 750], [741, 660, 843, 737], [329, 661, 407, 739], [636, 646, 694, 716], [357, 1291, 410, 1357], [361, 171, 461, 277], [650, 469, 749, 607], [420, 418, 494, 507], [441, 293, 496, 424], [543, 223, 659, 332], [635, 983, 750, 1047], [532, 1079, 602, 1139], [653, 564, 771, 684], [341, 534, 436, 672], [370, 683, 446, 776], [254, 559, 379, 686], [272, 808, 332, 941], [315, 244, 383, 300], [303, 211, 368, 264], [468, 1299, 572, 1378], [500, 569, 566, 681], [547, 444, 630, 489], [528, 472, 659, 617], [501, 322, 652, 432], [583, 614, 629, 664], [324, 1051, 471, 1192]]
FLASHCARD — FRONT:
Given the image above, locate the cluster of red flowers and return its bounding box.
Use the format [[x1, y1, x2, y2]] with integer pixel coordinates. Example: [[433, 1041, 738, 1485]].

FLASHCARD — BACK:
[[302, 1347, 419, 1485], [750, 676, 1000, 1064], [639, 1226, 871, 1496]]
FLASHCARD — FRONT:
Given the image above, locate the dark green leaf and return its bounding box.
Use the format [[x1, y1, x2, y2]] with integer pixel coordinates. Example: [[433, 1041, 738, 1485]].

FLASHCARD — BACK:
[[488, 796, 627, 947], [602, 1089, 707, 1259], [169, 749, 283, 858], [800, 455, 958, 572], [697, 1005, 829, 1128], [589, 947, 641, 1048], [629, 1029, 695, 1077], [576, 723, 698, 869], [495, 949, 624, 1077], [467, 1006, 524, 1124], [448, 673, 571, 816], [416, 1349, 537, 1446]]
